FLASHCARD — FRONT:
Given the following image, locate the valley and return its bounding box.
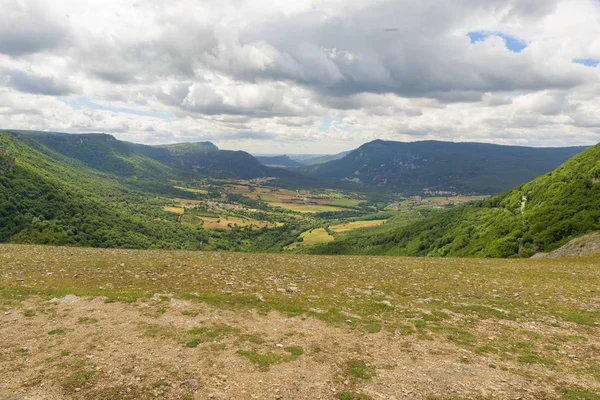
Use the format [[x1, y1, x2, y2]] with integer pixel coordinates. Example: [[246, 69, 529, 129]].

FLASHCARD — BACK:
[[1, 130, 600, 399]]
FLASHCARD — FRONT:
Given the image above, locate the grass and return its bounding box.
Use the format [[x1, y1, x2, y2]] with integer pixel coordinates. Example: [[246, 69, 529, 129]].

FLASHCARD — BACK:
[[288, 228, 334, 248], [337, 392, 373, 400], [329, 220, 386, 233], [78, 317, 98, 324], [346, 360, 374, 380], [181, 309, 201, 317], [284, 346, 304, 357], [236, 350, 282, 369], [2, 244, 600, 397], [560, 388, 600, 400], [236, 345, 305, 369], [185, 324, 240, 347], [518, 354, 557, 366], [62, 369, 97, 392], [162, 206, 185, 214]]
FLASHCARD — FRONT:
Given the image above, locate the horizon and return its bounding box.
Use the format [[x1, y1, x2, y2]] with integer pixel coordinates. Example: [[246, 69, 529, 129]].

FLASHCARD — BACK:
[[3, 129, 593, 157], [1, 0, 600, 153]]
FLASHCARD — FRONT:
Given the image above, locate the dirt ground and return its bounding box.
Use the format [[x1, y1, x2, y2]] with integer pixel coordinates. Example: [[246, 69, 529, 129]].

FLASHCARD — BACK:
[[1, 295, 598, 400]]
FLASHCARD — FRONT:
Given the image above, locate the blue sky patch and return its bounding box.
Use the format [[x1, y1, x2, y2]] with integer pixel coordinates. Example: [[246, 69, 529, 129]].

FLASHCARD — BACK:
[[467, 31, 527, 53], [61, 96, 176, 121], [573, 58, 600, 67], [319, 116, 344, 131]]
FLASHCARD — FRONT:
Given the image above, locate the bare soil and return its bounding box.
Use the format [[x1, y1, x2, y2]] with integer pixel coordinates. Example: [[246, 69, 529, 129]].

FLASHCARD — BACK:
[[1, 295, 599, 400]]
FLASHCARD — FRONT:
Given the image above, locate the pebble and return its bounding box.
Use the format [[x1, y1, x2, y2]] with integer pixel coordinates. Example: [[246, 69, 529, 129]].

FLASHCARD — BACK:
[[182, 379, 199, 391]]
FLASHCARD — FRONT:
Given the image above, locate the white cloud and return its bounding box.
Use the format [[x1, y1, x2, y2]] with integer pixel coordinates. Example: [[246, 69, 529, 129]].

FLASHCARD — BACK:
[[0, 0, 600, 153]]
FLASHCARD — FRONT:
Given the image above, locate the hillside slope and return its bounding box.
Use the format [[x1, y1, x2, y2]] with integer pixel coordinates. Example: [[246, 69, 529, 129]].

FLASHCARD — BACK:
[[0, 131, 208, 248], [309, 142, 600, 257], [532, 231, 600, 258], [300, 140, 588, 194], [256, 155, 303, 168], [9, 130, 288, 181]]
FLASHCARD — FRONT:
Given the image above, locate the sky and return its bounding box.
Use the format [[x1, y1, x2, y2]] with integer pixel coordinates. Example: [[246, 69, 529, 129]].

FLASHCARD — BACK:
[[1, 0, 600, 154]]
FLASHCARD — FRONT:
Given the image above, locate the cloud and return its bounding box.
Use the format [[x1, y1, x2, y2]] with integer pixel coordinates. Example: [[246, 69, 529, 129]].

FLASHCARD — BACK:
[[2, 69, 74, 96], [0, 0, 70, 56], [0, 0, 599, 153]]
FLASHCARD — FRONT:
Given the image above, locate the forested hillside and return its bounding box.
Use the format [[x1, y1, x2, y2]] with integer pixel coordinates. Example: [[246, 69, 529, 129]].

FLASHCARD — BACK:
[[300, 140, 588, 194], [8, 130, 288, 180], [308, 143, 600, 257], [0, 131, 307, 250]]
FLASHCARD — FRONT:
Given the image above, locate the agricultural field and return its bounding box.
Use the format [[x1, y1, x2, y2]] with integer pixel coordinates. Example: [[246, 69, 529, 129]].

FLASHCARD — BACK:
[[387, 195, 489, 210], [1, 244, 599, 399], [329, 220, 387, 233], [162, 206, 185, 215], [287, 228, 335, 249], [182, 215, 281, 230], [221, 182, 366, 214]]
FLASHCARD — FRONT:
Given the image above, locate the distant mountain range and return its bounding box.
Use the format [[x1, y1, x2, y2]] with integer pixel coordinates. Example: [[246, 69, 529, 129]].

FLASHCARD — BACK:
[[256, 151, 351, 167], [309, 142, 600, 257], [8, 130, 290, 180], [255, 155, 303, 168], [1, 131, 590, 197], [299, 139, 588, 194]]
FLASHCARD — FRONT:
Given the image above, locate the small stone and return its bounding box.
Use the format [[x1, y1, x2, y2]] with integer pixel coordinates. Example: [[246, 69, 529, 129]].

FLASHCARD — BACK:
[[275, 344, 284, 348], [49, 294, 80, 304], [182, 379, 199, 391]]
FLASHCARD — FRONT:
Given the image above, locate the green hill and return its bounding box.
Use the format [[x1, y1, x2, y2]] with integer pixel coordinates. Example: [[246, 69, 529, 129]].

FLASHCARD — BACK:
[[300, 140, 588, 195], [0, 131, 211, 248], [0, 130, 313, 251], [308, 143, 600, 257], [9, 130, 288, 181]]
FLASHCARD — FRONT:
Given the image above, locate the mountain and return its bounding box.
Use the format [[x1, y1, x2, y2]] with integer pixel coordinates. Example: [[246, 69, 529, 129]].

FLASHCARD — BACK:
[[0, 130, 209, 248], [299, 140, 588, 195], [256, 155, 303, 168], [294, 151, 351, 166], [0, 130, 319, 250], [8, 130, 291, 180], [132, 141, 278, 179], [308, 142, 600, 258]]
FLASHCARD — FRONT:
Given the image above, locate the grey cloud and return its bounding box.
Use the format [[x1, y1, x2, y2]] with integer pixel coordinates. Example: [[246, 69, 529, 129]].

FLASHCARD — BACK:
[[0, 1, 70, 56], [483, 93, 513, 106], [533, 92, 578, 116], [192, 0, 581, 103], [3, 69, 74, 96]]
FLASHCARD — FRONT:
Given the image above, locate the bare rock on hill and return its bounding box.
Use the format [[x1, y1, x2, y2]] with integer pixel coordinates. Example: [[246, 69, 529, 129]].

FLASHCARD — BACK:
[[533, 232, 600, 258]]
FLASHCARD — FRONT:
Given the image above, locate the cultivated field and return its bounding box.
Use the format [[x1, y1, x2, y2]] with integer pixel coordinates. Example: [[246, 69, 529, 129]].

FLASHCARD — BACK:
[[1, 244, 599, 399], [287, 228, 336, 249], [329, 220, 387, 233]]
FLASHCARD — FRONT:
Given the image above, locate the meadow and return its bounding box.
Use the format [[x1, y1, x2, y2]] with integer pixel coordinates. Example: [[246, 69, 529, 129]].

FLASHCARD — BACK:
[[1, 244, 599, 399]]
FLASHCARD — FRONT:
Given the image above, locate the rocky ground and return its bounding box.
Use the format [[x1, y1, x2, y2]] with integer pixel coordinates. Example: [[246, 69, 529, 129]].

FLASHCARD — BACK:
[[1, 244, 599, 399]]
